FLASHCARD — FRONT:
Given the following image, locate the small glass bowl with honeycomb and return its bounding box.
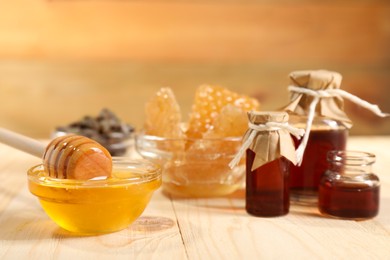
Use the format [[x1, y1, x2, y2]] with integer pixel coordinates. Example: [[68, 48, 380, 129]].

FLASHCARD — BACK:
[[139, 85, 259, 197], [135, 133, 245, 198], [27, 158, 161, 234]]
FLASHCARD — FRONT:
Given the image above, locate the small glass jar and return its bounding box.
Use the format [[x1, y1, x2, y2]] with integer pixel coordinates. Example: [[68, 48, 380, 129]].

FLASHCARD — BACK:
[[318, 151, 380, 220]]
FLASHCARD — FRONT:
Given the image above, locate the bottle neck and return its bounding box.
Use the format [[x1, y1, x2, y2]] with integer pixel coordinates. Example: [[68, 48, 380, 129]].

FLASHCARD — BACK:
[[328, 151, 375, 175]]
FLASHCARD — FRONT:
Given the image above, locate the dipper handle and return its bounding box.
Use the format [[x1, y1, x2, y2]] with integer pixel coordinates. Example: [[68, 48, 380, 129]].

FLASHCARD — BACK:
[[0, 127, 46, 158]]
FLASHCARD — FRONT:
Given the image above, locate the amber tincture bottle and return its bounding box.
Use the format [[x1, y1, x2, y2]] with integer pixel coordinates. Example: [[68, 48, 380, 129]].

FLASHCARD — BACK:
[[242, 111, 302, 217], [246, 152, 290, 216], [283, 70, 350, 203], [318, 151, 380, 220]]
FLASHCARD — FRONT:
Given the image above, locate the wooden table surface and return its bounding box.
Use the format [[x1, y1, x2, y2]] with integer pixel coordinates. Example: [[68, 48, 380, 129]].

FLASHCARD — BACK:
[[0, 136, 389, 259]]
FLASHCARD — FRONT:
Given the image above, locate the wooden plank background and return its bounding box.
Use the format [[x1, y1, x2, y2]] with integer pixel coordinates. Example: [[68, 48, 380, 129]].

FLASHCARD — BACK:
[[0, 0, 389, 137]]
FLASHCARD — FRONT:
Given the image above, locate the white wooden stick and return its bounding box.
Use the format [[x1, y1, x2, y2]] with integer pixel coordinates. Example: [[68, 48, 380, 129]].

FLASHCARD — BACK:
[[0, 128, 46, 158]]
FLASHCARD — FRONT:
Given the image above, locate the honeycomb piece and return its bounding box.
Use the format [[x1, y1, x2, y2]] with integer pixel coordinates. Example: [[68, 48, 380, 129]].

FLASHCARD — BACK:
[[187, 105, 246, 155], [144, 87, 184, 139], [203, 104, 248, 139], [186, 85, 260, 139]]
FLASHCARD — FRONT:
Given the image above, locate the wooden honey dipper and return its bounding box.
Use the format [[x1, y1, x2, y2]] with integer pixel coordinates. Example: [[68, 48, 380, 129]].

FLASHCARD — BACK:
[[0, 128, 112, 180]]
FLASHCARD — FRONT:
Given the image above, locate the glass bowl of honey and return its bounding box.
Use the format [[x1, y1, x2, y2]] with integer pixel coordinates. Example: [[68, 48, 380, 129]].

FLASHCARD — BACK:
[[27, 158, 161, 234], [135, 134, 245, 198]]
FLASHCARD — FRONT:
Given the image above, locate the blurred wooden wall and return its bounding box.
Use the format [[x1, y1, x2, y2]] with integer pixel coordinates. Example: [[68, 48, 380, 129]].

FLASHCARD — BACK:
[[0, 0, 389, 137]]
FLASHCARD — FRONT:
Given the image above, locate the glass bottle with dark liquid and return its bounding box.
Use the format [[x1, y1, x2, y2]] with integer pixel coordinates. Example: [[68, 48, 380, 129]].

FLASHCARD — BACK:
[[281, 70, 354, 204], [246, 150, 290, 217], [318, 151, 380, 220], [289, 116, 348, 204], [238, 111, 301, 218]]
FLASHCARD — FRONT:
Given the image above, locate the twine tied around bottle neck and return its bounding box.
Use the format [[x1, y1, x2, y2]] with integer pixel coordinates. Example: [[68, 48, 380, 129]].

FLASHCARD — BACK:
[[288, 85, 389, 165], [228, 121, 305, 169]]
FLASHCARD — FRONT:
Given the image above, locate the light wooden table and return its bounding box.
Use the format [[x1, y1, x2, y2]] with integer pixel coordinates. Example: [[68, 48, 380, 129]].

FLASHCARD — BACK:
[[0, 136, 389, 259]]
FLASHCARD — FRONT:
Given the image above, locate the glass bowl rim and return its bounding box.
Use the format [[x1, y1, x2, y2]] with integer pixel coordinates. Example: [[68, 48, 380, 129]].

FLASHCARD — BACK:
[[27, 157, 161, 188], [135, 132, 243, 142]]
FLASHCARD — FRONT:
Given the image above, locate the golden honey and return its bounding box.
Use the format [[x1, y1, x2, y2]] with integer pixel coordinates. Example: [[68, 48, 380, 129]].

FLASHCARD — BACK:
[[163, 182, 241, 198], [161, 156, 245, 197], [28, 159, 161, 234]]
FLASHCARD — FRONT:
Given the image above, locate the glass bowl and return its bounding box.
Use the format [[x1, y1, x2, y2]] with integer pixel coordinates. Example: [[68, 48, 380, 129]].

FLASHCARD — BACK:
[[135, 134, 245, 198], [27, 158, 161, 234]]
